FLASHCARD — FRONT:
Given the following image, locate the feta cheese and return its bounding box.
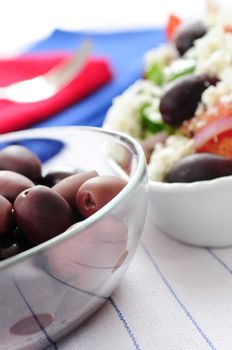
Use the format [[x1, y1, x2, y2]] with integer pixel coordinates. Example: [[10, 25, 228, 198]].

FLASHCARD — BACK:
[[196, 81, 232, 116], [148, 135, 195, 182], [144, 44, 177, 72], [186, 26, 232, 79], [104, 79, 161, 139], [163, 58, 196, 82], [204, 0, 232, 27]]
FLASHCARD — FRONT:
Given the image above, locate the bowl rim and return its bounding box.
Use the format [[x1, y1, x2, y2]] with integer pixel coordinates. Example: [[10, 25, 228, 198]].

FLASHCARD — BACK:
[[0, 125, 147, 270], [149, 174, 232, 193]]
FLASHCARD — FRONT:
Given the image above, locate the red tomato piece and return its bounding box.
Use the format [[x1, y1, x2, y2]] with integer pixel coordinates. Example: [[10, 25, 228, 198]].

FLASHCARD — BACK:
[[181, 102, 232, 138], [224, 25, 232, 33], [166, 14, 182, 41], [198, 129, 232, 160], [180, 101, 232, 159]]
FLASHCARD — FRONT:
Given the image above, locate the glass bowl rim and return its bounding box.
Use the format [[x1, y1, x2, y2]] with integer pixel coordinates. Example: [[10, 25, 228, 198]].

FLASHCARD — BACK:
[[0, 125, 147, 270]]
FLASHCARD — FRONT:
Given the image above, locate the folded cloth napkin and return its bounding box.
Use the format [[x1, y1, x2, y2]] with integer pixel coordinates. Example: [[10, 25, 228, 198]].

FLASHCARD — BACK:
[[0, 53, 113, 133]]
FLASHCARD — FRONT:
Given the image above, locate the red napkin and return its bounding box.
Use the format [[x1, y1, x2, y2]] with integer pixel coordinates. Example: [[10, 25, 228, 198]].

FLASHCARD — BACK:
[[0, 53, 113, 134]]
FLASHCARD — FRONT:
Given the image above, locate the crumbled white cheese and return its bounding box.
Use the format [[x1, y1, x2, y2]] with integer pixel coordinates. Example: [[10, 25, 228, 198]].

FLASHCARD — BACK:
[[103, 79, 161, 139], [163, 58, 196, 82], [204, 0, 232, 27], [220, 67, 232, 84], [186, 26, 232, 79], [144, 44, 177, 71], [196, 81, 232, 116], [142, 99, 162, 122], [148, 135, 195, 182]]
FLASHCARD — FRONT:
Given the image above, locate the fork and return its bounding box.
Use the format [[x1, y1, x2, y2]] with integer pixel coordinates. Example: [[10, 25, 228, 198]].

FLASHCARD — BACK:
[[0, 40, 93, 103]]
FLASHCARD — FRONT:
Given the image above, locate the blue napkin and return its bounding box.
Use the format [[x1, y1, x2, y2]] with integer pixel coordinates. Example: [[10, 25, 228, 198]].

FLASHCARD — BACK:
[[27, 28, 165, 129], [0, 29, 165, 163]]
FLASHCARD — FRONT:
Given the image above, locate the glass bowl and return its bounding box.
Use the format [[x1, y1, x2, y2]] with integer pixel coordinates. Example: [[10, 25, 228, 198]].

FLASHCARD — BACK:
[[0, 126, 148, 350]]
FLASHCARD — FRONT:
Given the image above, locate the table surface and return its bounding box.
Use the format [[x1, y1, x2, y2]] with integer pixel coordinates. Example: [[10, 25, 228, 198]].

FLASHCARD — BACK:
[[55, 211, 232, 350], [1, 1, 232, 349]]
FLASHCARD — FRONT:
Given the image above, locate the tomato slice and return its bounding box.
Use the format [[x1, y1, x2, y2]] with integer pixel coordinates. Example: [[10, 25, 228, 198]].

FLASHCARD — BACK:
[[180, 101, 232, 159], [166, 14, 182, 41], [198, 129, 232, 159], [181, 102, 232, 137], [224, 25, 232, 33]]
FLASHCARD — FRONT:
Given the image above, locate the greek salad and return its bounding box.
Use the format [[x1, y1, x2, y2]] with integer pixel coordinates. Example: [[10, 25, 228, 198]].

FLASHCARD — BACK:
[[104, 3, 232, 183]]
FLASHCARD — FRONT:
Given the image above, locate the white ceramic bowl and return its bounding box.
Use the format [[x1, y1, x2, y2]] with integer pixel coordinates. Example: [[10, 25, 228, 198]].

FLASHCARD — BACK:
[[149, 176, 232, 247]]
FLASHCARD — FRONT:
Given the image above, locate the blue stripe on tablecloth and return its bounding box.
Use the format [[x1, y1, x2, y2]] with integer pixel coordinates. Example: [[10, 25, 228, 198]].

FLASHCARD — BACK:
[[13, 279, 58, 349], [206, 248, 232, 274], [41, 269, 141, 349], [141, 243, 218, 350], [109, 297, 142, 350]]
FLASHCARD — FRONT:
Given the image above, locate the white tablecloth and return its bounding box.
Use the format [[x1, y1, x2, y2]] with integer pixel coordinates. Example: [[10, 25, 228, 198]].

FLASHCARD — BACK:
[[50, 211, 232, 350]]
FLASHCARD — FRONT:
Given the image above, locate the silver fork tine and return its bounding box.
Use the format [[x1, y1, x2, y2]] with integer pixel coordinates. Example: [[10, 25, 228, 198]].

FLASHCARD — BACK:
[[46, 40, 93, 88]]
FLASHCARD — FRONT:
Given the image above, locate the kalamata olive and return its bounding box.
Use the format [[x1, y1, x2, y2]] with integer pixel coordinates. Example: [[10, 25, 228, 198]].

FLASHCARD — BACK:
[[0, 170, 34, 203], [141, 132, 168, 163], [40, 169, 79, 187], [0, 241, 23, 260], [76, 175, 127, 218], [165, 153, 232, 183], [0, 145, 41, 182], [11, 226, 30, 250], [14, 185, 74, 246], [53, 170, 98, 210], [159, 74, 219, 126], [0, 195, 13, 236], [174, 20, 207, 56]]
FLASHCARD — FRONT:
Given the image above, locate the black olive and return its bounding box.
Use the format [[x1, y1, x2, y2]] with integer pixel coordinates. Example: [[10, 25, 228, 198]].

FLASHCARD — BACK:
[[174, 20, 207, 56], [165, 153, 232, 183], [159, 74, 219, 126]]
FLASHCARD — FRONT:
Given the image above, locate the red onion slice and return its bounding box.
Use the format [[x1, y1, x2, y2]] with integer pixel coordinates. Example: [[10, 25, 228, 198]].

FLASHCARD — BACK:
[[194, 116, 232, 149]]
